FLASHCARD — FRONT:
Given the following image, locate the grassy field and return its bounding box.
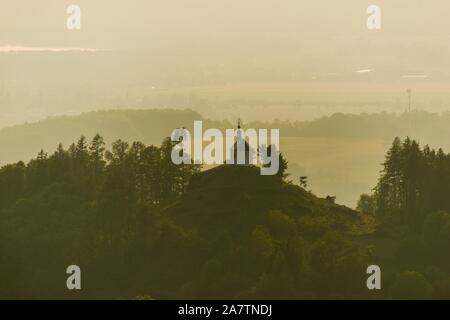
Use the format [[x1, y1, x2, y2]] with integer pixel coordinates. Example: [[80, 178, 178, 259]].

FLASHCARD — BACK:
[[281, 136, 392, 208]]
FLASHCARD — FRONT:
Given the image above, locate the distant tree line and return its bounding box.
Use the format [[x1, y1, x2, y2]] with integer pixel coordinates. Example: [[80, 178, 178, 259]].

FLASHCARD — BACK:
[[0, 133, 372, 299]]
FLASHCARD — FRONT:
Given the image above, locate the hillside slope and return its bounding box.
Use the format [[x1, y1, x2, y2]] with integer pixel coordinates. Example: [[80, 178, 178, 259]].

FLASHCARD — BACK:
[[157, 165, 372, 299], [165, 165, 362, 236]]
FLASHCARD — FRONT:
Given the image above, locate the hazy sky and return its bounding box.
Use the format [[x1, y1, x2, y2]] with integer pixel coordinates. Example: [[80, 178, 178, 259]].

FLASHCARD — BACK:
[[2, 1, 450, 126], [2, 0, 450, 48]]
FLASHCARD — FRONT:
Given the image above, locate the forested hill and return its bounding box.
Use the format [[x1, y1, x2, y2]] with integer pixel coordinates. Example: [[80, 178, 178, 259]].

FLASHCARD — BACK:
[[0, 109, 204, 165], [156, 165, 373, 299], [165, 165, 361, 236], [0, 134, 373, 299], [2, 132, 450, 299]]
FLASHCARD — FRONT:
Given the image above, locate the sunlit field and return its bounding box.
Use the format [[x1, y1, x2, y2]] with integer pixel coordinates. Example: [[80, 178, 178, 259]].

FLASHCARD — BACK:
[[281, 136, 392, 207]]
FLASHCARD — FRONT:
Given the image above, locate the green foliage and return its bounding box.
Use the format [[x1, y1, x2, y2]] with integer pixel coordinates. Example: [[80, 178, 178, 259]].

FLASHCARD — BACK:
[[359, 138, 450, 300], [373, 137, 450, 229], [309, 232, 368, 298], [250, 225, 275, 260], [389, 271, 434, 300], [0, 137, 372, 299], [0, 161, 25, 208], [16, 132, 450, 300], [421, 211, 450, 265], [357, 194, 377, 214], [422, 211, 450, 250], [0, 134, 201, 299], [267, 210, 296, 238], [299, 176, 308, 188]]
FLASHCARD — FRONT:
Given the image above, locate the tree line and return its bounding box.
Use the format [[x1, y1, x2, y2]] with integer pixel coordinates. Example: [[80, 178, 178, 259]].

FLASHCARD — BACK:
[[357, 137, 450, 299], [0, 133, 371, 299], [358, 136, 450, 230], [0, 134, 201, 210]]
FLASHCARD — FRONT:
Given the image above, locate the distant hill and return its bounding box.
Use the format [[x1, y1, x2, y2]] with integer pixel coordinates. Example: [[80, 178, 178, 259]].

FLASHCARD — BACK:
[[0, 109, 204, 165], [3, 108, 450, 163], [3, 108, 450, 166], [292, 110, 450, 145], [247, 110, 450, 149]]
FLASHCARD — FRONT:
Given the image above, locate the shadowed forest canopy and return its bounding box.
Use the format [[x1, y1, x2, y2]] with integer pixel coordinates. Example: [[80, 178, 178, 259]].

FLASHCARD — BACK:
[[1, 134, 450, 299], [0, 134, 372, 299], [369, 136, 450, 228], [356, 137, 450, 299], [5, 108, 450, 208]]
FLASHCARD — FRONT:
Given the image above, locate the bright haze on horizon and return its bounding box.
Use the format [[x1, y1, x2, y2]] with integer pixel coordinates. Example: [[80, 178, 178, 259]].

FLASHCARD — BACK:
[[1, 0, 450, 127]]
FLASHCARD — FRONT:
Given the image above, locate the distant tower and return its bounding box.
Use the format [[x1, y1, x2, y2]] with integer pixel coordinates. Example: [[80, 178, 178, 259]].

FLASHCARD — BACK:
[[237, 118, 242, 141], [407, 88, 411, 113], [407, 88, 412, 135]]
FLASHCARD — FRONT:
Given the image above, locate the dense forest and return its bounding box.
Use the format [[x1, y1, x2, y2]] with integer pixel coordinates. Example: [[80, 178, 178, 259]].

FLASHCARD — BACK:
[[357, 137, 450, 299], [1, 133, 450, 299], [360, 136, 450, 229], [0, 133, 373, 299], [0, 134, 202, 298]]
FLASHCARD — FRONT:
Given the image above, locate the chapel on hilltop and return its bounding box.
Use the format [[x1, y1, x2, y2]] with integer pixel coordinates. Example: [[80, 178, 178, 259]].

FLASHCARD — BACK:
[[229, 119, 256, 165]]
